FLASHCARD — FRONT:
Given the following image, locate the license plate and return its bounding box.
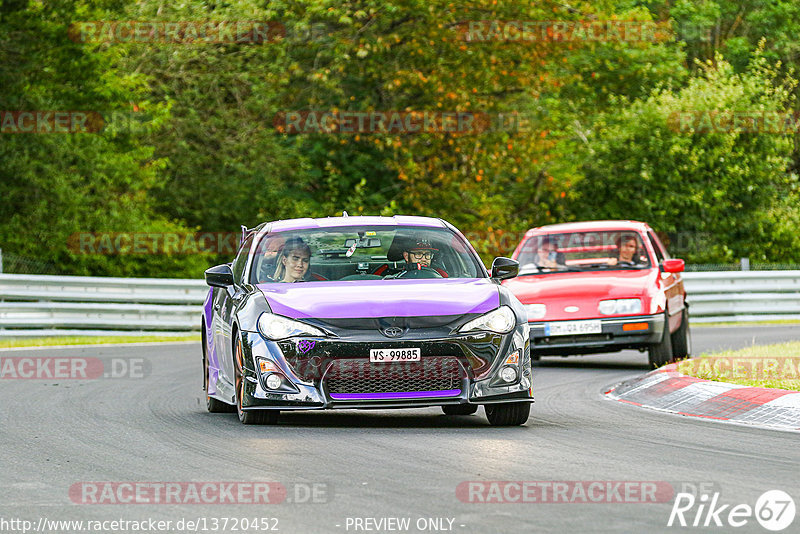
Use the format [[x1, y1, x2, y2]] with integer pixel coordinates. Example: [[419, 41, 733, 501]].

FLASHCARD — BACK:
[[369, 348, 421, 362], [545, 320, 602, 336]]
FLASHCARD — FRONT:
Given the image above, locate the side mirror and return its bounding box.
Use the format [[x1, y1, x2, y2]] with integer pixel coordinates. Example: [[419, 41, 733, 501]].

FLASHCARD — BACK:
[[491, 257, 519, 280], [661, 259, 685, 273], [205, 264, 235, 287]]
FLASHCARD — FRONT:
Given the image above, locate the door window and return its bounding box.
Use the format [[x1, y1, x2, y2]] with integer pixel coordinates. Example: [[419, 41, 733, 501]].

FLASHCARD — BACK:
[[232, 234, 254, 285]]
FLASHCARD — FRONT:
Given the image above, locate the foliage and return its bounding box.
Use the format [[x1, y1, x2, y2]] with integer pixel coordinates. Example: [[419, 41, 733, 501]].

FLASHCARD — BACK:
[[665, 0, 800, 73], [1, 0, 799, 275], [573, 52, 800, 263], [0, 0, 207, 277]]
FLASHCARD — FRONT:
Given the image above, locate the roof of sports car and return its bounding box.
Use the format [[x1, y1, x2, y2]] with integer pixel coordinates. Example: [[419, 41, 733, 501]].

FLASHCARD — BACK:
[[266, 215, 446, 233]]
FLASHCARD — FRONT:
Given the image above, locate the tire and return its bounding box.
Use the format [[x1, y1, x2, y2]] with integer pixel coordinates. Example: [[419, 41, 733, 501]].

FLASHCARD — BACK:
[[442, 404, 479, 416], [485, 402, 531, 426], [240, 408, 280, 425], [203, 328, 234, 413], [234, 334, 279, 425], [671, 308, 692, 360], [648, 313, 674, 368]]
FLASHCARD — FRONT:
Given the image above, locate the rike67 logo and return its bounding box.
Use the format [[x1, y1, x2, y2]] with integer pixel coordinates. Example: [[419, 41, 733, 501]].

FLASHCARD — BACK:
[[668, 489, 795, 531]]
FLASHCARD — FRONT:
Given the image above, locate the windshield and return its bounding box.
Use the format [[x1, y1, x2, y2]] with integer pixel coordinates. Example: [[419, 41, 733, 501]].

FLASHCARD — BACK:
[[249, 225, 485, 283], [516, 230, 652, 275]]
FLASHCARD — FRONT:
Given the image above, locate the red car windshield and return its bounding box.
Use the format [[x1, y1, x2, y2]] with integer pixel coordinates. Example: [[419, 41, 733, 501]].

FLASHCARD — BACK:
[[517, 230, 652, 275]]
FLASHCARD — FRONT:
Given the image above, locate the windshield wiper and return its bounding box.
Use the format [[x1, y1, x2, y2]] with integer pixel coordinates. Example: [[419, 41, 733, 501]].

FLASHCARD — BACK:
[[570, 263, 612, 270], [518, 265, 577, 275]]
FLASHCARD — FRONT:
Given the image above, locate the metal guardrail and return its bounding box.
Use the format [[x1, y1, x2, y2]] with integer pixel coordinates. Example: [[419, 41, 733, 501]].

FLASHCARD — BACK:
[[0, 274, 207, 336], [682, 270, 800, 323], [0, 271, 798, 336]]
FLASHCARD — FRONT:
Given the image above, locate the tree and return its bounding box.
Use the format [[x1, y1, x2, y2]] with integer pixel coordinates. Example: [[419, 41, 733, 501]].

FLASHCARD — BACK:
[[263, 0, 601, 260], [574, 52, 800, 263], [0, 0, 206, 276]]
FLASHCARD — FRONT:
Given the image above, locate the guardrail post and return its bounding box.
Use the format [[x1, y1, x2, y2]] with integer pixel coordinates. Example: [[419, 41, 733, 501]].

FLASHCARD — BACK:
[[740, 257, 750, 271]]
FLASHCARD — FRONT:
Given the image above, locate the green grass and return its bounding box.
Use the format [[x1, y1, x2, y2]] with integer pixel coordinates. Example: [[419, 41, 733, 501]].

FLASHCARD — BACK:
[[0, 334, 199, 349], [674, 341, 800, 391]]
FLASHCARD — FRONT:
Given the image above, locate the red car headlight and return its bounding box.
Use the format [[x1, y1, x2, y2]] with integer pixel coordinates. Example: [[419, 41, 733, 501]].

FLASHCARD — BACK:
[[598, 299, 641, 315], [524, 303, 547, 320]]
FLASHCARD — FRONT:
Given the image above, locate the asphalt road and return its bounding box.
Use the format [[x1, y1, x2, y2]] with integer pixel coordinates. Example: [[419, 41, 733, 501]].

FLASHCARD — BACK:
[[1, 325, 799, 534]]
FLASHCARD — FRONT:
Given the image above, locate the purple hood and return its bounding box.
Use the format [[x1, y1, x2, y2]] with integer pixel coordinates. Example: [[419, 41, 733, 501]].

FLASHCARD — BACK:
[[257, 279, 499, 319]]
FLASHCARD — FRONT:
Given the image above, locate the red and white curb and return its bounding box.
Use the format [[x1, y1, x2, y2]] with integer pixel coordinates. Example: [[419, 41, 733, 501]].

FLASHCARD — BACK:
[[605, 363, 800, 432]]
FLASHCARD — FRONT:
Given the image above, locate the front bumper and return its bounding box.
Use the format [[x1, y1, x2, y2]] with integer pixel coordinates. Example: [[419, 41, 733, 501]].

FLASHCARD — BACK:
[[238, 325, 534, 411], [528, 314, 665, 356]]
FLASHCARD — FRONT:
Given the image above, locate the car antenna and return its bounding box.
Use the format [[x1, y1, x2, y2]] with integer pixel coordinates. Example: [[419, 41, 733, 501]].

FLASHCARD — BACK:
[[342, 210, 349, 217]]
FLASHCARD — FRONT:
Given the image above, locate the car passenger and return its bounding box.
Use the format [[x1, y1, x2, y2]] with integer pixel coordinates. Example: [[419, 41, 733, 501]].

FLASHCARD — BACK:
[[273, 237, 311, 283], [532, 237, 565, 269], [255, 235, 285, 283]]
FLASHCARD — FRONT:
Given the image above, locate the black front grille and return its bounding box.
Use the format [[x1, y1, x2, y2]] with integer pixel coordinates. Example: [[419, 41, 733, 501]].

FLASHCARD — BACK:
[[324, 357, 463, 395]]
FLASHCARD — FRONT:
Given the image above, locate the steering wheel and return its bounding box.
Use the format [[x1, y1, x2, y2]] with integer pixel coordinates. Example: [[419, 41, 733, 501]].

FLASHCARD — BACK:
[[395, 265, 443, 279]]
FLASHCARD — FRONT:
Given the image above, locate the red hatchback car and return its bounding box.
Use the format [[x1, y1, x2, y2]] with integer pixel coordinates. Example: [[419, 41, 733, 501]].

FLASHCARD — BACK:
[[503, 221, 690, 366]]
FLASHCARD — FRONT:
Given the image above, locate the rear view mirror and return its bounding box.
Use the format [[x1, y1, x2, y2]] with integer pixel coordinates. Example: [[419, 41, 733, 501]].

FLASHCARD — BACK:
[[344, 238, 382, 248]]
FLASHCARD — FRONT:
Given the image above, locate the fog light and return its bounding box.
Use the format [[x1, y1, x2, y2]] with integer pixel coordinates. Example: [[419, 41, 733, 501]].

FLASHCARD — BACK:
[[265, 374, 283, 390], [499, 366, 517, 383]]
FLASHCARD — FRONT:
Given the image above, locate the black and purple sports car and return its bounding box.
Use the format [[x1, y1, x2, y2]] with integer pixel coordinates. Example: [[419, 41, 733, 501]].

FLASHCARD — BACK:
[[201, 215, 533, 426]]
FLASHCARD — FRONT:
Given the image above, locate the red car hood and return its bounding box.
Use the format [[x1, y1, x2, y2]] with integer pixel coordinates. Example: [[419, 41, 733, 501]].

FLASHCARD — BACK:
[[503, 269, 658, 321]]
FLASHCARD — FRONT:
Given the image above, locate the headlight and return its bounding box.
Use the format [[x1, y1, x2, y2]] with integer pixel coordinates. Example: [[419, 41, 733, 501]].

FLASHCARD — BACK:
[[598, 299, 642, 315], [524, 303, 547, 320], [459, 306, 516, 334], [257, 313, 326, 340]]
